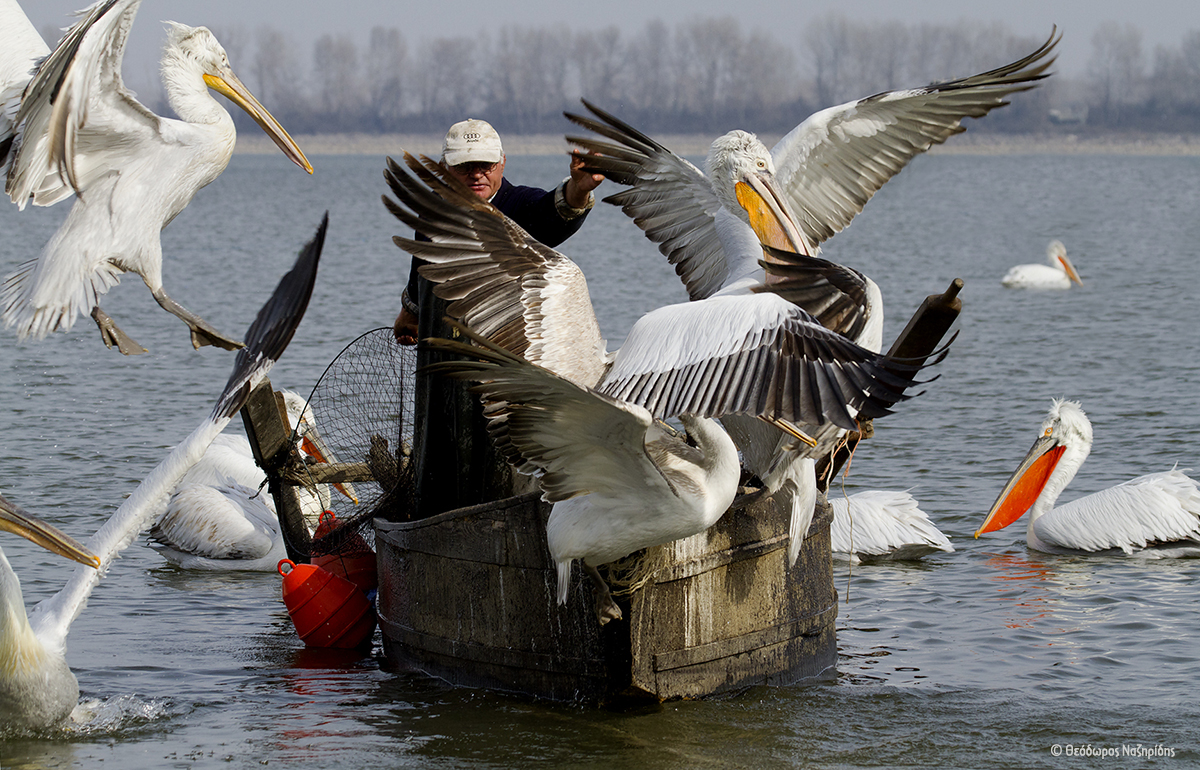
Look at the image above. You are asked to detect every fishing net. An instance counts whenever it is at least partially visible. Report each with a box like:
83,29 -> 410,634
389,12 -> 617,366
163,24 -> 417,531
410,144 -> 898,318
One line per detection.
279,328 -> 417,561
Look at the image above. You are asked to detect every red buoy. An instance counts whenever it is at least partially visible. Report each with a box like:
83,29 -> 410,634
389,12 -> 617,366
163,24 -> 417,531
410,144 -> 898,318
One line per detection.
278,559 -> 375,648
310,511 -> 378,594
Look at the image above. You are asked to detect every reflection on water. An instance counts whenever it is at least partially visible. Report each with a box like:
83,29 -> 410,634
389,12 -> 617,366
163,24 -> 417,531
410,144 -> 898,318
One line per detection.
2,153 -> 1200,766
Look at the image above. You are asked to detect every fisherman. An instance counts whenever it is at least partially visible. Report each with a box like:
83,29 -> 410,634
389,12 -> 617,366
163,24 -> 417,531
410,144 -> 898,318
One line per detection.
396,119 -> 603,517
393,118 -> 603,344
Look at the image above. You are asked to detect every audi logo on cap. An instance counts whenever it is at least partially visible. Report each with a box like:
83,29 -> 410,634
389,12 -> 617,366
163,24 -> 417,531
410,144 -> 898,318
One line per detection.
464,132 -> 482,141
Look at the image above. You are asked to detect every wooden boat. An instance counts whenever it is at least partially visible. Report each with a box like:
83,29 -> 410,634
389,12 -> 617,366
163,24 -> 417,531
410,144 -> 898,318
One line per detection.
375,491 -> 837,703
245,280 -> 962,703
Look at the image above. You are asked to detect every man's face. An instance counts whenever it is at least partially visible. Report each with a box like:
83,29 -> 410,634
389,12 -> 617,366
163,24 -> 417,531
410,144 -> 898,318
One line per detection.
446,156 -> 506,200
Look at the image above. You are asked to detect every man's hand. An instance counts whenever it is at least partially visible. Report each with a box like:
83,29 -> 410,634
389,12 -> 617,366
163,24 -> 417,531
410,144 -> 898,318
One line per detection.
393,308 -> 418,345
565,150 -> 605,209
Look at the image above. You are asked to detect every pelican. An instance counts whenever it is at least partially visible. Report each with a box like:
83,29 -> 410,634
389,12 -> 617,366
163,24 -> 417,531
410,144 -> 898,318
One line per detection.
564,30 -> 1057,297
828,489 -> 953,563
0,0 -> 48,166
384,153 -> 939,564
149,391 -> 358,571
975,399 -> 1200,556
425,322 -> 741,624
0,214 -> 324,730
1001,240 -> 1082,289
1,0 -> 313,355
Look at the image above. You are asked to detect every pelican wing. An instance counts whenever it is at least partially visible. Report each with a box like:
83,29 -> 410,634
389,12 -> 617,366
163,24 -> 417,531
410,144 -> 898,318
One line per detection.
150,482 -> 277,560
771,29 -> 1058,248
0,0 -> 50,168
1035,470 -> 1200,553
6,0 -> 160,209
755,245 -> 874,343
385,153 -> 609,387
423,326 -> 674,504
599,292 -> 922,430
829,489 -> 953,558
565,100 -> 737,301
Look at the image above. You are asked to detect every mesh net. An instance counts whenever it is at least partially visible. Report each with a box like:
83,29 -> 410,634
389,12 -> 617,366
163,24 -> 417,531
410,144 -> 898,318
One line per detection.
279,328 -> 417,560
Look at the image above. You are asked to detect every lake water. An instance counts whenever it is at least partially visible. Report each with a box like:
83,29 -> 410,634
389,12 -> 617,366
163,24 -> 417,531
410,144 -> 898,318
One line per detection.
1,148 -> 1199,769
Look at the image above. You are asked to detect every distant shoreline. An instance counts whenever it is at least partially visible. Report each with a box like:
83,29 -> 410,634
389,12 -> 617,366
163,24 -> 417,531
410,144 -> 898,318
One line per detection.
235,132 -> 1200,157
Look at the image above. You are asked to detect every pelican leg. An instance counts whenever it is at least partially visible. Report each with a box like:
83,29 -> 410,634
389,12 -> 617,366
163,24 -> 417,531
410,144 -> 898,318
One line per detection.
90,307 -> 147,355
583,563 -> 622,625
151,288 -> 244,350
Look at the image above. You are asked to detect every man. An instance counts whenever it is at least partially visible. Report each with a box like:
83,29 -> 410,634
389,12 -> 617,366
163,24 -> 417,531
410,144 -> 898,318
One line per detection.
393,118 -> 603,343
397,119 -> 603,517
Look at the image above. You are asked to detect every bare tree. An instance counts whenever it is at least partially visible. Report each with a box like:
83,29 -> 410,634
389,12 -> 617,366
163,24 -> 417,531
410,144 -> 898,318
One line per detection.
574,26 -> 627,106
1087,22 -> 1145,125
252,27 -> 305,122
366,27 -> 408,130
411,37 -> 480,127
313,34 -> 367,127
484,25 -> 572,132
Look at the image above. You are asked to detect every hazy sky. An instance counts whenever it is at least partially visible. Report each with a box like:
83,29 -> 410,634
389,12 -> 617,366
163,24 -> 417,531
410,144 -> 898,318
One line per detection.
19,0 -> 1198,86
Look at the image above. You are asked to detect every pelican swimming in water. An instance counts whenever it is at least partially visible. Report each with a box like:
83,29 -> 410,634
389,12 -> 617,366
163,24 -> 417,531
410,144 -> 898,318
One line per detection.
425,322 -> 741,624
828,489 -> 953,563
1,0 -> 313,354
0,215 -> 323,730
975,399 -> 1200,556
385,153 -> 939,565
149,390 -> 358,571
1001,240 -> 1082,289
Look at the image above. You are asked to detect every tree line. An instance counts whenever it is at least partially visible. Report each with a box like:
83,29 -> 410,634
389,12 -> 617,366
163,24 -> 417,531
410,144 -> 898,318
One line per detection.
151,16 -> 1200,136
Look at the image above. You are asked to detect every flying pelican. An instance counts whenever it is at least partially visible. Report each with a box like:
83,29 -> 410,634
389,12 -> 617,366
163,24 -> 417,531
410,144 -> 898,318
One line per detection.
828,489 -> 953,563
1001,240 -> 1082,289
0,214 -> 324,731
1,0 -> 313,355
557,32 -> 1058,521
974,399 -> 1200,555
564,29 -> 1058,286
149,391 -> 358,571
425,321 -> 741,624
0,0 -> 48,166
384,153 -> 939,564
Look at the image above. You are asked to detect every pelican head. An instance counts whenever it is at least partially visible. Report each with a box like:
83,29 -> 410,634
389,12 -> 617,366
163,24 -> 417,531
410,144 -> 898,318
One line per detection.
975,399 -> 1092,537
279,391 -> 358,504
162,22 -> 312,174
706,130 -> 809,257
1046,240 -> 1082,285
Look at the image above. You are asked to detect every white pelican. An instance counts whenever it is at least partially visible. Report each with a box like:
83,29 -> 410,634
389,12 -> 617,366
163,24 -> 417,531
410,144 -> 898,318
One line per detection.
1,0 -> 313,355
385,153 -> 935,564
1000,240 -> 1082,289
425,322 -> 741,624
975,399 -> 1200,556
0,214 -> 324,730
148,391 -> 358,571
0,0 -> 48,166
828,489 -> 953,563
1,497 -> 100,731
564,29 -> 1058,296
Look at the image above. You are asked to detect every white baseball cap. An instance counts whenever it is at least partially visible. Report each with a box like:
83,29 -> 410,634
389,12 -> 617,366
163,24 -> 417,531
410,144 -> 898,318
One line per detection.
442,119 -> 504,166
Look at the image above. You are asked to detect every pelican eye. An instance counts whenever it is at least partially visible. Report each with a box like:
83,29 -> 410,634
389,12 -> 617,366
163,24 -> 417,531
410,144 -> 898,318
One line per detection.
1043,427 -> 1053,437
756,159 -> 767,169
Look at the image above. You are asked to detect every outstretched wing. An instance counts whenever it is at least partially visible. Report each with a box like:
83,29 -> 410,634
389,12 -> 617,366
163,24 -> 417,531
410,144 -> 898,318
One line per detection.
422,323 -> 671,504
0,0 -> 50,170
565,100 -> 737,301
385,152 -> 609,387
771,29 -> 1059,248
599,292 -> 929,431
7,0 -> 160,209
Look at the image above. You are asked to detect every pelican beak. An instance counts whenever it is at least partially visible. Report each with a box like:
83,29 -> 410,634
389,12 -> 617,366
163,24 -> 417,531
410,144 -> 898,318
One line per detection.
0,494 -> 100,569
1057,253 -> 1083,285
974,434 -> 1065,537
299,429 -> 359,505
759,416 -> 818,447
204,70 -> 313,174
734,173 -> 810,257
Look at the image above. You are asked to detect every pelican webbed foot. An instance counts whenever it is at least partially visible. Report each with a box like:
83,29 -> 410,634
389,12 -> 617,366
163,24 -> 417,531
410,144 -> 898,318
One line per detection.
584,563 -> 623,625
151,288 -> 244,350
91,307 -> 147,355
